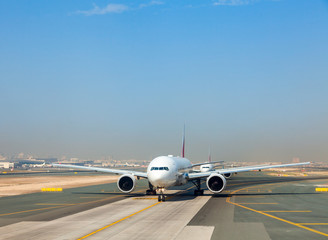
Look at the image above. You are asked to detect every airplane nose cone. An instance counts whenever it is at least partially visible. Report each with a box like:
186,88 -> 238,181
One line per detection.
149,171 -> 171,187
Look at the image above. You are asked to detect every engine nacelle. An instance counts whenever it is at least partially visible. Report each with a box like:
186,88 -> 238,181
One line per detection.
206,173 -> 227,193
117,174 -> 136,193
223,173 -> 233,179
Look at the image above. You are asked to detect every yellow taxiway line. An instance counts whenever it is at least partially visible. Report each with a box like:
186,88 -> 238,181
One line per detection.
0,205 -> 69,217
298,223 -> 328,225
77,202 -> 161,240
226,183 -> 328,237
0,188 -> 147,217
77,184 -> 198,239
262,211 -> 312,213
235,203 -> 278,204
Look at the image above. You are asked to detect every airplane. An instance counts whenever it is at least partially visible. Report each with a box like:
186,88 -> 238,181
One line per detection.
53,130 -> 310,202
197,148 -> 225,173
196,158 -> 223,172
33,162 -> 45,168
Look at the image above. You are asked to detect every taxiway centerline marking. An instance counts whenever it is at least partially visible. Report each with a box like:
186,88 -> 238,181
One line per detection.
235,203 -> 278,204
262,211 -> 312,213
77,202 -> 161,240
77,184 -> 198,239
0,205 -> 67,217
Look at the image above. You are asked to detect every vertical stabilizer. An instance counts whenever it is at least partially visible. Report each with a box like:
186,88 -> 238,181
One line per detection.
208,146 -> 211,163
182,125 -> 185,158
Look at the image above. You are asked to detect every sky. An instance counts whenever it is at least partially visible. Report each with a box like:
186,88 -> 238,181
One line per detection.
0,0 -> 328,163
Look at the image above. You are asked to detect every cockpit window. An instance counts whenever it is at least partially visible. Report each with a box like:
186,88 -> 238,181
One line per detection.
151,167 -> 169,171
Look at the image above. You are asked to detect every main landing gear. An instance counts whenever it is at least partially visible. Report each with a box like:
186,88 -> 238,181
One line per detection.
192,179 -> 204,196
146,182 -> 156,195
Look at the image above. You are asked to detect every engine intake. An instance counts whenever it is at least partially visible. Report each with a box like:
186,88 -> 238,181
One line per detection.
206,173 -> 227,193
117,174 -> 136,193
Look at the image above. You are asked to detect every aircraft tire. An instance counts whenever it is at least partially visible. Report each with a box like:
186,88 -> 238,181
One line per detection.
158,195 -> 165,202
194,190 -> 204,196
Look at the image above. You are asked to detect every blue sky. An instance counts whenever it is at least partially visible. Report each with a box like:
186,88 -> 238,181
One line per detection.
0,0 -> 328,162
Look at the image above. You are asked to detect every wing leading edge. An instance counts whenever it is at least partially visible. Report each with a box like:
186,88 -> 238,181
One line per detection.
52,164 -> 148,178
187,162 -> 310,180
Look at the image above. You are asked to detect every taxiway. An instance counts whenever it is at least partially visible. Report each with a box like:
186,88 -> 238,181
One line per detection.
0,173 -> 328,239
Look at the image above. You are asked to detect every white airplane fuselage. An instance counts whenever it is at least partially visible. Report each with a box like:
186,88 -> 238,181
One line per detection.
200,164 -> 214,172
147,156 -> 192,188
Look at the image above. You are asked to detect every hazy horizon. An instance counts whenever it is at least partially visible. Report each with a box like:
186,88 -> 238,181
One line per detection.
1,0 -> 327,163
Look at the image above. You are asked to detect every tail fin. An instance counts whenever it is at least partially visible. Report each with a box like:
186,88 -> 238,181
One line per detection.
181,125 -> 185,158
208,146 -> 211,163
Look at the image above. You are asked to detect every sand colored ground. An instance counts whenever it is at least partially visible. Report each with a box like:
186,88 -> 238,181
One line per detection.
0,175 -> 119,197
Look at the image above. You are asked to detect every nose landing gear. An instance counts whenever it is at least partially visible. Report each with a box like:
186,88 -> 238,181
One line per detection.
158,194 -> 165,202
157,188 -> 165,202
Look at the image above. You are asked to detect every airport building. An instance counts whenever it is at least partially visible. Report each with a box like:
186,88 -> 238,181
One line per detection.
0,162 -> 14,169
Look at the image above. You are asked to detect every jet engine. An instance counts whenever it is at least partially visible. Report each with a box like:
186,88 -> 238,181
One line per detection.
117,174 -> 136,193
223,173 -> 233,179
206,173 -> 227,193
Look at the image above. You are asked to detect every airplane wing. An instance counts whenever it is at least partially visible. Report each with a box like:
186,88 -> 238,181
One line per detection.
191,160 -> 224,167
52,164 -> 148,178
187,162 -> 310,180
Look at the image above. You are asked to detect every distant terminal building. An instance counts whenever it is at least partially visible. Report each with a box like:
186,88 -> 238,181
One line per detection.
0,162 -> 14,169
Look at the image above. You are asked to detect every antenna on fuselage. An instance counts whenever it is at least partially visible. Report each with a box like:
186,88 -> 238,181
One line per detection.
182,124 -> 185,158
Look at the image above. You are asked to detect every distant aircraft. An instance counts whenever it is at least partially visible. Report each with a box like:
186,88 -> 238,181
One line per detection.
53,129 -> 310,202
33,162 -> 45,168
196,149 -> 224,173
